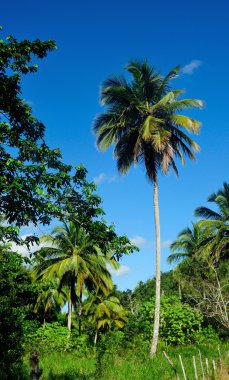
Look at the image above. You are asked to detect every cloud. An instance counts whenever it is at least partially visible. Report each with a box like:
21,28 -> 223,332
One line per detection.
130,235 -> 146,246
10,235 -> 54,257
108,265 -> 131,277
93,173 -> 117,185
161,240 -> 172,248
181,60 -> 202,75
10,235 -> 39,257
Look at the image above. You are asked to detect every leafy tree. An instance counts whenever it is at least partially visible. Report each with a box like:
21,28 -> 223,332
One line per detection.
134,271 -> 179,302
195,182 -> 229,261
174,257 -> 229,331
0,28 -> 101,244
0,248 -> 35,379
93,60 -> 203,354
33,221 -> 119,332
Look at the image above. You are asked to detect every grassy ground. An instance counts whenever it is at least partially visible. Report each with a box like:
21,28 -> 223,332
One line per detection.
24,344 -> 229,379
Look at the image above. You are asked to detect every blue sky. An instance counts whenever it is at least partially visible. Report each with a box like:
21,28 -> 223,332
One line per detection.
2,0 -> 229,290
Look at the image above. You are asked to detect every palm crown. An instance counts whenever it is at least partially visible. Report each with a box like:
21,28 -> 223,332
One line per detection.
33,221 -> 117,330
195,182 -> 229,261
94,60 -> 203,181
168,222 -> 206,264
34,221 -> 115,295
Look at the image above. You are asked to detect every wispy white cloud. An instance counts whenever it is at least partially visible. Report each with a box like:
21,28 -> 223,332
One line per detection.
130,235 -> 146,246
161,240 -> 172,248
10,235 -> 39,257
93,172 -> 117,185
109,265 -> 131,277
182,60 -> 202,75
10,235 -> 53,257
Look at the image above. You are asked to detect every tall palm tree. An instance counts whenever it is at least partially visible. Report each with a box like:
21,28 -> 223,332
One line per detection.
93,60 -> 203,355
83,291 -> 128,345
33,221 -> 116,332
195,182 -> 229,261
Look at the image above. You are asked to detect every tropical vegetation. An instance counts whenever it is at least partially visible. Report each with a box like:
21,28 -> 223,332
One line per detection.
0,28 -> 228,379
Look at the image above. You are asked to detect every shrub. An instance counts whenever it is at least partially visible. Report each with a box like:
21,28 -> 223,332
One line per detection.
123,296 -> 211,347
0,251 -> 33,379
160,300 -> 203,345
25,322 -> 90,354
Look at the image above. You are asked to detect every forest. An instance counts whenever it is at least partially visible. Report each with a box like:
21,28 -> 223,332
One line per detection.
0,28 -> 228,380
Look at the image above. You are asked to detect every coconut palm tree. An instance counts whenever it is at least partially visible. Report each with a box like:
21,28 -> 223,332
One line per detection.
168,222 -> 207,264
168,223 -> 211,300
34,278 -> 67,325
33,221 -> 117,332
93,60 -> 203,355
83,291 -> 128,345
195,182 -> 229,261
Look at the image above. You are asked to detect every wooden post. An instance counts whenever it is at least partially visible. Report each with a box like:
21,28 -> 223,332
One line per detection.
193,356 -> 198,380
212,359 -> 216,379
218,345 -> 223,369
198,350 -> 204,380
205,358 -> 209,379
30,351 -> 42,380
179,354 -> 187,380
163,351 -> 180,380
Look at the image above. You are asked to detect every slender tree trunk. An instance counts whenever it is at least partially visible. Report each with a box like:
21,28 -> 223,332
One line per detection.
178,280 -> 182,300
67,296 -> 72,331
78,291 -> 82,336
150,177 -> 161,356
94,329 -> 98,345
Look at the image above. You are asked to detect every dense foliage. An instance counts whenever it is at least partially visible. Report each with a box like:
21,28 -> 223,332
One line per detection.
0,29 -> 103,244
0,249 -> 35,379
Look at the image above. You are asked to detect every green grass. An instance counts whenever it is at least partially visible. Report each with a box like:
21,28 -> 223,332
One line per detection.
24,344 -> 229,379
24,352 -> 97,379
99,344 -> 229,380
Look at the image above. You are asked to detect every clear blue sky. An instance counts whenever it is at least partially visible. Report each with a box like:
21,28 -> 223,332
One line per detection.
2,0 -> 229,290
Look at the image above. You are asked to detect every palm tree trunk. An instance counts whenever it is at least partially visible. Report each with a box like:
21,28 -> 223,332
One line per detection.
67,297 -> 72,331
94,329 -> 98,345
78,291 -> 82,336
178,280 -> 182,300
150,177 -> 161,356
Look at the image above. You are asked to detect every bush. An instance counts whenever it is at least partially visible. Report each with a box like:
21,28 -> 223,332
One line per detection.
25,322 -> 90,354
123,296 -> 214,347
193,325 -> 219,344
0,251 -> 33,379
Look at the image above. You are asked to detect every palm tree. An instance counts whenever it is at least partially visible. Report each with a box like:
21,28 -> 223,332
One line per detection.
33,220 -> 116,332
168,223 -> 210,300
168,222 -> 206,264
93,60 -> 203,355
34,277 -> 67,325
195,182 -> 229,261
83,291 -> 128,345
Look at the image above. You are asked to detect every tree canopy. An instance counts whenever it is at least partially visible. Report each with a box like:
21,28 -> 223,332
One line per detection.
0,30 -> 101,243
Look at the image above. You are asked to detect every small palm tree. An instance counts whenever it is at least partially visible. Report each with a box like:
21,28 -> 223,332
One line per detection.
33,221 -> 116,332
34,278 -> 67,325
93,60 -> 203,355
84,291 -> 128,345
168,223 -> 207,264
195,182 -> 229,261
